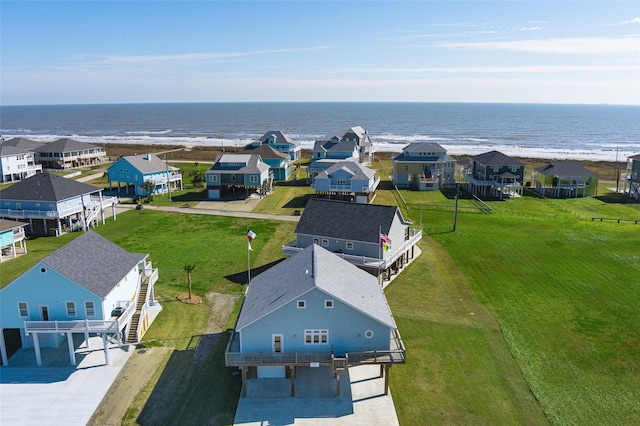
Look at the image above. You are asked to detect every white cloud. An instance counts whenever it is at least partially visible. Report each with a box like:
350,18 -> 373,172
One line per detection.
609,17 -> 640,26
326,65 -> 640,74
438,37 -> 640,55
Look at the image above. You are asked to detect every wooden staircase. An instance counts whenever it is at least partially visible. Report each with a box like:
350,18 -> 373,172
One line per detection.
332,355 -> 348,374
127,281 -> 149,343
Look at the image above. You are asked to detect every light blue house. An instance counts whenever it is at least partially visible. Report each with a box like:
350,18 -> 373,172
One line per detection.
311,161 -> 380,203
282,199 -> 422,284
0,173 -> 114,236
225,244 -> 405,396
205,154 -> 272,199
248,131 -> 301,161
307,136 -> 359,181
392,142 -> 457,190
0,219 -> 28,263
107,153 -> 183,197
240,144 -> 291,181
0,231 -> 159,366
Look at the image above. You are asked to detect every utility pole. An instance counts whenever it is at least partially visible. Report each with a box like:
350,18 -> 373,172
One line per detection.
452,194 -> 459,232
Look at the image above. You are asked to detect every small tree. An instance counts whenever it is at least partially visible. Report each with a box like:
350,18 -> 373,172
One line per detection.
191,171 -> 205,188
183,263 -> 196,299
141,180 -> 155,202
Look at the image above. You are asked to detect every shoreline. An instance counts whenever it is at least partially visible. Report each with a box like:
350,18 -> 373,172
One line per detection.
103,143 -> 625,181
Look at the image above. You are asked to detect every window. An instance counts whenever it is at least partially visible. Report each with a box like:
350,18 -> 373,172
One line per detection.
337,178 -> 347,185
346,242 -> 354,250
313,238 -> 319,245
85,301 -> 95,317
250,175 -> 258,183
297,300 -> 306,309
321,239 -> 329,247
18,302 -> 28,317
364,330 -> 374,339
209,175 -> 218,182
511,166 -> 519,173
305,329 -> 328,345
66,302 -> 77,317
493,166 -> 500,173
405,165 -> 409,171
325,300 -> 334,309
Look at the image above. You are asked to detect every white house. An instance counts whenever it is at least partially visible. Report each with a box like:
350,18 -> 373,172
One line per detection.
0,144 -> 42,183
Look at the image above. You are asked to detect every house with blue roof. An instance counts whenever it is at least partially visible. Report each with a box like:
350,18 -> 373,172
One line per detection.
311,161 -> 380,203
392,142 -> 457,190
107,153 -> 183,197
205,154 -> 272,199
225,244 -> 405,396
0,231 -> 159,366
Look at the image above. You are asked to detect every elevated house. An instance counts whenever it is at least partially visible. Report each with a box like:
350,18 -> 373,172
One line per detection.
533,161 -> 599,198
225,244 -> 405,396
0,219 -> 28,263
205,154 -> 272,199
311,161 -> 380,203
306,126 -> 374,181
249,131 -> 301,161
0,173 -> 116,236
0,144 -> 42,183
282,199 -> 422,283
622,153 -> 640,200
107,153 -> 183,197
0,231 -> 159,366
342,126 -> 373,165
33,138 -> 106,170
462,150 -> 525,198
240,144 -> 291,181
392,142 -> 456,190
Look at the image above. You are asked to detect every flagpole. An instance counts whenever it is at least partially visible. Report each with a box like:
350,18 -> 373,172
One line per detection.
378,225 -> 382,284
247,232 -> 251,285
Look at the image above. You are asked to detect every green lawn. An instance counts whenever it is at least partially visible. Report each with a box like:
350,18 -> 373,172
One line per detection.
2,172 -> 639,424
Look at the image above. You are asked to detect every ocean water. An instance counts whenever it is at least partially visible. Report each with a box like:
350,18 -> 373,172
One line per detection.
1,102 -> 639,161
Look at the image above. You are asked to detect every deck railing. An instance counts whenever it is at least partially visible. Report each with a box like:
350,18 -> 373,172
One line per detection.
225,328 -> 405,367
25,319 -> 119,334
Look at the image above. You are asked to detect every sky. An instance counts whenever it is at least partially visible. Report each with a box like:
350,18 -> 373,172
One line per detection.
1,1 -> 639,105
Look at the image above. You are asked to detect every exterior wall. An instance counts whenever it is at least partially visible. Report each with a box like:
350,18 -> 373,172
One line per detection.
1,193 -> 92,215
35,148 -> 106,170
1,152 -> 41,183
535,173 -> 599,196
0,263 -> 102,348
102,265 -> 142,316
631,159 -> 640,184
108,158 -> 173,196
474,162 -> 525,182
295,212 -> 408,261
239,288 -> 391,357
0,229 -> 15,246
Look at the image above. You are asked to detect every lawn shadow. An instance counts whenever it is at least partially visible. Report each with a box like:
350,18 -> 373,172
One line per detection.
224,258 -> 287,284
283,193 -> 315,209
170,189 -> 207,202
136,331 -> 241,425
594,192 -> 640,205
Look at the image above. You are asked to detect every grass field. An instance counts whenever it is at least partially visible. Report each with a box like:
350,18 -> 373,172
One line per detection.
2,159 -> 639,424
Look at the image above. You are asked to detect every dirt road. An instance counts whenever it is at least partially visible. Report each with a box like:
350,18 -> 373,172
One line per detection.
87,292 -> 240,425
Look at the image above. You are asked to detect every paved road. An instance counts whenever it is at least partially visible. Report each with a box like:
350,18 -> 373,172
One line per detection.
118,203 -> 301,222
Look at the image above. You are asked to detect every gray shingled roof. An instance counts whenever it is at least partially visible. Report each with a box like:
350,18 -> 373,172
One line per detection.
0,219 -> 28,233
209,154 -> 270,174
629,153 -> 640,160
535,161 -> 598,178
240,144 -> 288,160
295,199 -> 404,242
121,153 -> 178,175
236,244 -> 396,330
402,142 -> 446,154
0,173 -> 101,202
258,130 -> 297,146
41,231 -> 147,298
316,161 -> 376,181
34,138 -> 101,153
0,145 -> 29,157
471,150 -> 524,167
2,138 -> 45,151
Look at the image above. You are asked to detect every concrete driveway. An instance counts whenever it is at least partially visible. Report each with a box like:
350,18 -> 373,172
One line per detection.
233,365 -> 400,426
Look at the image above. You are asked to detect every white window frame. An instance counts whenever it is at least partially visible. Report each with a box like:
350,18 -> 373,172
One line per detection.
321,239 -> 329,247
304,329 -> 329,345
250,175 -> 258,183
85,301 -> 96,317
66,301 -> 77,317
18,302 -> 28,317
324,300 -> 334,309
346,242 -> 354,250
297,300 -> 306,309
336,177 -> 347,185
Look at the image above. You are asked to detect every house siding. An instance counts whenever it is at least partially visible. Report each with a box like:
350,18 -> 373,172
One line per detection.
239,288 -> 391,356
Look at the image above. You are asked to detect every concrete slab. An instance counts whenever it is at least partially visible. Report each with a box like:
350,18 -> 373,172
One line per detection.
0,303 -> 163,426
233,365 -> 400,425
